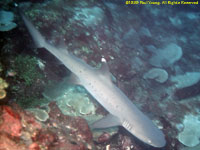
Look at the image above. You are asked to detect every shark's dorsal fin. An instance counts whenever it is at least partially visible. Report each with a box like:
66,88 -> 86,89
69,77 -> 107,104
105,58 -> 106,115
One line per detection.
100,57 -> 110,74
97,58 -> 114,84
90,114 -> 121,129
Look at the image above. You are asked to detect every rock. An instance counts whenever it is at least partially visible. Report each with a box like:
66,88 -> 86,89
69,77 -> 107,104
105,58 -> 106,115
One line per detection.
122,28 -> 140,48
43,79 -> 103,124
43,79 -> 121,146
146,45 -> 157,53
0,133 -> 27,150
0,105 -> 22,137
174,80 -> 200,100
72,6 -> 104,27
0,103 -> 95,150
48,102 -> 94,149
93,127 -> 118,143
131,57 -> 144,72
181,144 -> 200,150
139,27 -> 151,37
169,16 -> 182,26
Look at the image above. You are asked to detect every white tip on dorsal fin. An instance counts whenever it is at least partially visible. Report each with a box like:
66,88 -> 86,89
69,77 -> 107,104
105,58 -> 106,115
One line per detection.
101,57 -> 106,63
100,57 -> 109,73
97,57 -> 116,84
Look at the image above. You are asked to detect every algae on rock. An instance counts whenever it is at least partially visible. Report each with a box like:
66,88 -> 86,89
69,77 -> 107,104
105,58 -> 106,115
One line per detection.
14,55 -> 43,86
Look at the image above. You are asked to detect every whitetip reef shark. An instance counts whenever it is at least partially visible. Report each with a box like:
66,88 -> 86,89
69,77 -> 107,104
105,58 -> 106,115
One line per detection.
21,12 -> 166,148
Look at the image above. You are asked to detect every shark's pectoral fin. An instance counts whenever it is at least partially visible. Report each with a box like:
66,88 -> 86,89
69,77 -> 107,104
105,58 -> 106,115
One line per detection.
90,114 -> 121,129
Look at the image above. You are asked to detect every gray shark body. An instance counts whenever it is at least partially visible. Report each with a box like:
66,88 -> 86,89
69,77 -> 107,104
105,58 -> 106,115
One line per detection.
21,13 -> 166,147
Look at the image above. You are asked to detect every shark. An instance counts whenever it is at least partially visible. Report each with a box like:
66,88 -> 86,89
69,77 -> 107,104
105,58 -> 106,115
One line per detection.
21,12 -> 166,148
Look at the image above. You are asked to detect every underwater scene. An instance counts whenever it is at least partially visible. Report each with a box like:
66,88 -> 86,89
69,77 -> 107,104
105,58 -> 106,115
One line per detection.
0,0 -> 200,149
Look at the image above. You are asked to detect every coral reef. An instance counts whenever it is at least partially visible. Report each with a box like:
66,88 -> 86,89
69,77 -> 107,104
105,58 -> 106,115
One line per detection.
0,102 -> 94,150
0,10 -> 17,32
178,114 -> 200,147
56,88 -> 102,123
13,55 -> 43,86
16,95 -> 48,109
170,72 -> 200,89
48,102 -> 94,149
0,77 -> 8,99
1,0 -> 200,149
72,6 -> 104,27
0,89 -> 6,99
149,43 -> 182,68
143,68 -> 168,83
4,54 -> 48,108
43,79 -> 103,124
0,0 -> 13,9
175,81 -> 200,100
27,108 -> 49,122
122,28 -> 140,48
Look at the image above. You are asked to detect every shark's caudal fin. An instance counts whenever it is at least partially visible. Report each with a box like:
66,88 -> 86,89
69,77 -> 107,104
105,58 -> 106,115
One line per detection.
20,12 -> 46,48
20,11 -> 69,61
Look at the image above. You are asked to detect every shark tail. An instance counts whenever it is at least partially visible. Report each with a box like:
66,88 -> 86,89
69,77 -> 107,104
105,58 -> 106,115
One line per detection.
20,12 -> 46,48
20,11 -> 69,57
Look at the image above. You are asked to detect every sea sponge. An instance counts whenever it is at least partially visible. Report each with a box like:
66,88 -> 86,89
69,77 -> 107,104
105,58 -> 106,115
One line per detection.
143,68 -> 168,83
0,10 -> 17,32
149,43 -> 182,68
178,114 -> 200,147
170,72 -> 200,89
27,108 -> 49,122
